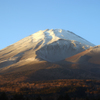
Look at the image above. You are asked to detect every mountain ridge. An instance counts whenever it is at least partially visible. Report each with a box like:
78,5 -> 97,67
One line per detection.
0,29 -> 95,61
0,29 -> 99,81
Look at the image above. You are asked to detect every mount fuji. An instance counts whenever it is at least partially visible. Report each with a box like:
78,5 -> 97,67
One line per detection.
0,29 -> 97,82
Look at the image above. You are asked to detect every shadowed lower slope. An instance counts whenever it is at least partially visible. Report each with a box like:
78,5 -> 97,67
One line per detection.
0,60 -> 100,82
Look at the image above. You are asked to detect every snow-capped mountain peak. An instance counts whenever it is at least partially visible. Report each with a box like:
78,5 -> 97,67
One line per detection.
0,29 -> 95,69
31,29 -> 94,46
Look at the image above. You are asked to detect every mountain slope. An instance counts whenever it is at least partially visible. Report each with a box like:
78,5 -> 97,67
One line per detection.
52,45 -> 100,81
0,29 -> 97,81
65,45 -> 100,64
0,29 -> 94,65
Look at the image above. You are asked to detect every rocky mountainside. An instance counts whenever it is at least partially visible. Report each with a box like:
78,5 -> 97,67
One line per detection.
65,45 -> 100,64
0,29 -> 94,66
0,29 -> 97,82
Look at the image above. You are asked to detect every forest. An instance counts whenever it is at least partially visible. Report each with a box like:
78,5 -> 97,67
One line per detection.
0,79 -> 100,100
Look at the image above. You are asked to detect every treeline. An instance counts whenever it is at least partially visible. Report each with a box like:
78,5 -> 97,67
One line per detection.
1,79 -> 100,100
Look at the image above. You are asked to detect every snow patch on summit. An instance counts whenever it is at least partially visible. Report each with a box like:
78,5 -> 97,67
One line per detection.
31,29 -> 94,47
